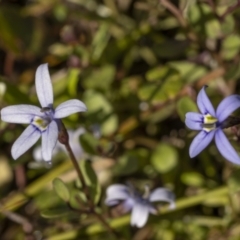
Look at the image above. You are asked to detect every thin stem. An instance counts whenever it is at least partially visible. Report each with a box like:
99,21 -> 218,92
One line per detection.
222,116 -> 240,129
159,0 -> 197,41
58,120 -> 88,194
65,140 -> 87,191
58,121 -> 118,238
67,202 -> 91,214
93,212 -> 119,237
66,142 -> 119,238
220,0 -> 240,20
160,0 -> 187,27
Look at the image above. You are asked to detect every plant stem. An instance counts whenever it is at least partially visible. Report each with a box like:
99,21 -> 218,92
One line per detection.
93,211 -> 119,237
59,121 -> 118,238
159,0 -> 197,41
64,140 -> 87,192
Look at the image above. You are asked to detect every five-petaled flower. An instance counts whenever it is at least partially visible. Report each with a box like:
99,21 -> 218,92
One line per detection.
185,86 -> 240,164
105,184 -> 175,228
0,64 -> 87,161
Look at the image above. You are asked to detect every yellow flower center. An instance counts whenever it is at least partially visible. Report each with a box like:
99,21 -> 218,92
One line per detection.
203,114 -> 218,132
32,116 -> 51,131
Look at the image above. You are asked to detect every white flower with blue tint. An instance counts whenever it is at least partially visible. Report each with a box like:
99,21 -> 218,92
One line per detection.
185,86 -> 240,164
0,64 -> 87,161
105,184 -> 175,228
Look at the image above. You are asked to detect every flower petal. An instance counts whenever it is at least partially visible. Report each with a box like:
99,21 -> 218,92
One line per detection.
149,206 -> 158,215
216,95 -> 240,123
197,86 -> 216,116
70,128 -> 85,158
72,128 -> 86,139
35,64 -> 53,107
189,130 -> 215,158
105,184 -> 130,206
11,125 -> 41,160
130,203 -> 149,228
54,100 -> 87,119
122,198 -> 135,212
185,119 -> 202,130
185,113 -> 203,130
1,105 -> 43,124
33,146 -> 42,162
41,120 -> 58,161
149,188 -> 175,209
185,112 -> 203,121
215,129 -> 240,165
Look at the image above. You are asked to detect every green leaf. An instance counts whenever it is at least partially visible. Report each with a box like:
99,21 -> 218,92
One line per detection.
3,81 -> 32,105
79,132 -> 98,155
70,191 -> 87,208
169,61 -> 207,83
180,0 -> 196,18
113,152 -> 139,176
152,40 -> 188,59
144,102 -> 176,123
82,65 -> 115,91
52,178 -> 70,202
49,43 -> 73,57
221,15 -> 235,35
53,4 -> 68,22
225,61 -> 240,81
83,90 -> 118,135
177,96 -> 198,121
0,7 -> 32,54
139,47 -> 157,65
158,17 -> 178,30
138,84 -> 156,101
138,69 -> 181,104
79,161 -> 101,204
91,22 -> 111,61
227,169 -> 240,193
181,172 -> 205,187
51,69 -> 68,99
188,4 -> 221,39
41,208 -> 70,219
221,34 -> 240,60
67,68 -> 80,97
151,143 -> 178,173
145,66 -> 178,82
0,82 -> 6,101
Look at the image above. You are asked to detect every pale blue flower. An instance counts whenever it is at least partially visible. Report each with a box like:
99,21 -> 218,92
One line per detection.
0,64 -> 87,161
185,86 -> 240,164
105,184 -> 175,228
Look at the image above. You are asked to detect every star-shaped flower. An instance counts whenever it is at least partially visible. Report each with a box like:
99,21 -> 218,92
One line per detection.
0,64 -> 87,161
185,86 -> 240,164
105,184 -> 175,228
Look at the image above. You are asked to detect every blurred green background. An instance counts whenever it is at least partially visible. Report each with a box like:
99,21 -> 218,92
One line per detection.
1,0 -> 240,239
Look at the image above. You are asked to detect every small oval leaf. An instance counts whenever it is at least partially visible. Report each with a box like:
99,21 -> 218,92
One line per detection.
79,161 -> 101,205
52,178 -> 70,202
41,208 -> 70,219
80,132 -> 98,155
177,96 -> 198,121
151,143 -> 178,173
181,172 -> 205,187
